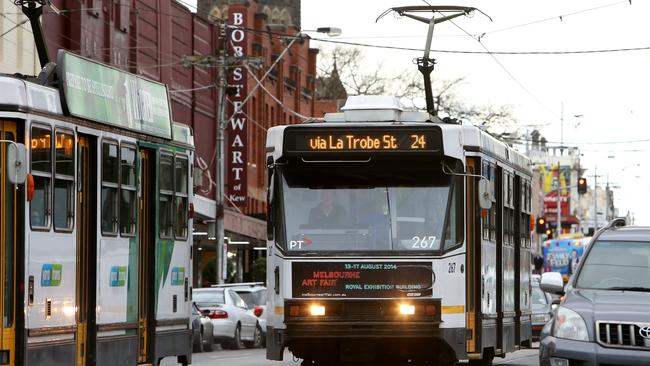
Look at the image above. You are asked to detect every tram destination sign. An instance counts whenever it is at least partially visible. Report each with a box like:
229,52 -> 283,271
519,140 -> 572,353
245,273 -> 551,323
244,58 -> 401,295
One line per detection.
283,127 -> 443,154
292,261 -> 433,298
57,50 -> 173,139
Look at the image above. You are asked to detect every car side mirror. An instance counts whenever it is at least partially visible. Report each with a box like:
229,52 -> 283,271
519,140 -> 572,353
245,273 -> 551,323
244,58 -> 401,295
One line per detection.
201,309 -> 210,317
540,272 -> 565,295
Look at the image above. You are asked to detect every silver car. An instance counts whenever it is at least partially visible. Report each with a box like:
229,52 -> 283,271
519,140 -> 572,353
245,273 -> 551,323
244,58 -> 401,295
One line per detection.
232,284 -> 267,347
531,278 -> 553,340
191,302 -> 214,352
193,287 -> 262,349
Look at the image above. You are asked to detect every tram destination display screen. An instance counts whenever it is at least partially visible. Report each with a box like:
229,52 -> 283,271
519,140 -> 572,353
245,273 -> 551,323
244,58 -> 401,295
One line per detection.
292,261 -> 433,298
283,127 -> 443,154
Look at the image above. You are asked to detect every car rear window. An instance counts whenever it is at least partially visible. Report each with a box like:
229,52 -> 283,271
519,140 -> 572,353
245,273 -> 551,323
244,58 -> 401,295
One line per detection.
193,290 -> 225,305
236,290 -> 266,308
576,241 -> 650,290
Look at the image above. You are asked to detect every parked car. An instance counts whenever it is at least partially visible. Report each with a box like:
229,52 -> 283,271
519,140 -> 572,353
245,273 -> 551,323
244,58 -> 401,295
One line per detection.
193,287 -> 262,349
230,283 -> 267,347
191,302 -> 214,352
531,276 -> 553,340
539,219 -> 650,366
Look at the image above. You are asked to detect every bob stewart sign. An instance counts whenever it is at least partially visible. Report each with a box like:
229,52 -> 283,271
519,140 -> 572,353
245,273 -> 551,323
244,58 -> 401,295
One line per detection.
226,7 -> 248,206
292,262 -> 433,298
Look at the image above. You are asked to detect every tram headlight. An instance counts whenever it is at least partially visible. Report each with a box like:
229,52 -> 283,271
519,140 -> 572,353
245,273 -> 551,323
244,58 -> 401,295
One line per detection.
309,304 -> 326,316
399,304 -> 415,315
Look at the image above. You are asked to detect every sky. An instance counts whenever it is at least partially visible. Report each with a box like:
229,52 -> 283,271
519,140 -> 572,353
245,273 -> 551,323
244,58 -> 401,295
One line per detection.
301,0 -> 650,224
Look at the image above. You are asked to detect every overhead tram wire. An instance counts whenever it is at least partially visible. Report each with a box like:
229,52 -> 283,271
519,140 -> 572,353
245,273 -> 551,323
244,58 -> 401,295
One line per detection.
243,64 -> 314,121
479,0 -> 631,38
44,5 -> 649,57
445,16 -> 559,119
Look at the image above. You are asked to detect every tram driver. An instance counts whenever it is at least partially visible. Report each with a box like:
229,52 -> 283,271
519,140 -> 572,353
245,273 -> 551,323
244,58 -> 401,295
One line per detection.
308,190 -> 347,228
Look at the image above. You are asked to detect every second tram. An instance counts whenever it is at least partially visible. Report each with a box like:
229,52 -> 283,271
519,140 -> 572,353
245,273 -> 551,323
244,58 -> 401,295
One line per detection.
0,50 -> 194,365
265,96 -> 533,365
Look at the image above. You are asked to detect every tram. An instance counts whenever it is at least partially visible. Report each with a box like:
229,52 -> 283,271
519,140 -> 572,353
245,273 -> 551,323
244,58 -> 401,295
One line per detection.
0,50 -> 193,365
264,95 -> 534,365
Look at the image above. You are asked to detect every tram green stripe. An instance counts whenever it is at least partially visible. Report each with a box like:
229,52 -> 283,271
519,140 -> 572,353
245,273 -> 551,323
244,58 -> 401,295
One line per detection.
127,236 -> 138,323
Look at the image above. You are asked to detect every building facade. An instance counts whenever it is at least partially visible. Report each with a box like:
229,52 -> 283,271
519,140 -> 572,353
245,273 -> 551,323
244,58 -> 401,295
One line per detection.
0,0 -> 40,75
36,0 -> 318,285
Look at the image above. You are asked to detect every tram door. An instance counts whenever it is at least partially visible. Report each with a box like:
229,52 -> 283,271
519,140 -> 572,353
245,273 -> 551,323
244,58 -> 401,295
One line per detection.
137,149 -> 155,365
76,135 -> 97,366
0,121 -> 17,365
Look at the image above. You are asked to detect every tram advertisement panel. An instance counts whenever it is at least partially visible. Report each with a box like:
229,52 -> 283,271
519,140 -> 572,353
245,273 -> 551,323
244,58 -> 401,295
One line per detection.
292,261 -> 433,298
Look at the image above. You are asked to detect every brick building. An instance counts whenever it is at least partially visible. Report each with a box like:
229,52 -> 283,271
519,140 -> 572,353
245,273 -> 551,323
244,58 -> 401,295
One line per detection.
39,0 -> 319,284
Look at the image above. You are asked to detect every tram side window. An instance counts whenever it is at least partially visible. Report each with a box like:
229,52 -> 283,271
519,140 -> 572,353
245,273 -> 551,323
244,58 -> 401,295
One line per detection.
159,152 -> 174,238
53,131 -> 75,231
489,164 -> 496,241
174,155 -> 189,239
30,126 -> 52,229
443,177 -> 464,250
120,145 -> 137,236
101,142 -> 120,235
481,161 -> 490,240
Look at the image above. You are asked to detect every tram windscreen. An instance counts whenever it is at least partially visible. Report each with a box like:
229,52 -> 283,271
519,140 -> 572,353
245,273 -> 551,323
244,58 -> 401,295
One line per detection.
279,161 -> 463,253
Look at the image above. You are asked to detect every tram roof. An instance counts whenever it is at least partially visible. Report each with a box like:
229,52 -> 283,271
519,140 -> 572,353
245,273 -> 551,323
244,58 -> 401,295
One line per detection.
267,95 -> 530,173
0,74 -> 193,146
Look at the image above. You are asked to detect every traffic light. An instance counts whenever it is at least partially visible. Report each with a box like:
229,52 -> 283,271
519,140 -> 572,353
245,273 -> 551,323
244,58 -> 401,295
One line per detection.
578,177 -> 587,194
545,228 -> 553,239
536,218 -> 546,234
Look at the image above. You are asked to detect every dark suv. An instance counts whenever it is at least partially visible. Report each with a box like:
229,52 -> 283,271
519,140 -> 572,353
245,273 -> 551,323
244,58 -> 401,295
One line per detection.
539,219 -> 650,366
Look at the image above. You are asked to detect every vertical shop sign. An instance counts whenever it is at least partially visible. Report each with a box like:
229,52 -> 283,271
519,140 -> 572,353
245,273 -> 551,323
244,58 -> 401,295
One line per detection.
226,7 -> 248,206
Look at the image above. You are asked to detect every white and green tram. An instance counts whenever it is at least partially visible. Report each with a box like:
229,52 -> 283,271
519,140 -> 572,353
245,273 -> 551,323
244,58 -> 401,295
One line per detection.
0,50 -> 194,365
265,96 -> 533,365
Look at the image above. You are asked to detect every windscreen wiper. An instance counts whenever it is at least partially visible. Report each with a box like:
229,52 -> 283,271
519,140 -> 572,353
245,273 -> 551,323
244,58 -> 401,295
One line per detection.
605,287 -> 650,292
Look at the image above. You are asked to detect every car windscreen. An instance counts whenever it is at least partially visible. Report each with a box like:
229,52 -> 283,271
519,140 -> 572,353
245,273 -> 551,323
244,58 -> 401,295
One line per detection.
193,290 -> 225,305
576,240 -> 650,290
236,290 -> 266,308
279,160 -> 463,253
531,285 -> 548,308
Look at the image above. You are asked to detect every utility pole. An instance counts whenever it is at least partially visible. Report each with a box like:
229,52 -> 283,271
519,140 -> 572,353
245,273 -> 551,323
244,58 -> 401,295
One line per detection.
594,166 -> 598,232
216,22 -> 228,285
556,162 -> 562,236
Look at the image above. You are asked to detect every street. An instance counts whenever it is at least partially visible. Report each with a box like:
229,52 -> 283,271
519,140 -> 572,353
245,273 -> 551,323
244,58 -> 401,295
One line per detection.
161,346 -> 540,366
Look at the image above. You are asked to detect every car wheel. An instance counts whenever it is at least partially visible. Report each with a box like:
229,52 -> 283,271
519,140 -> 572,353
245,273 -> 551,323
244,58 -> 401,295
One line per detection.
225,324 -> 242,350
203,330 -> 214,352
244,324 -> 263,348
192,327 -> 203,353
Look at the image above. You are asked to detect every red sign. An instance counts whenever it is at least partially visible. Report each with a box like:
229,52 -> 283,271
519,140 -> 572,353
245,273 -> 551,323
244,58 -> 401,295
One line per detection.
226,7 -> 248,207
543,191 -> 569,218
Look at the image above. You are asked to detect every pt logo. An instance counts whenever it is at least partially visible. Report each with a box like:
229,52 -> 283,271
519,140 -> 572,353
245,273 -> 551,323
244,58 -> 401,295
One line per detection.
289,236 -> 312,249
639,326 -> 650,339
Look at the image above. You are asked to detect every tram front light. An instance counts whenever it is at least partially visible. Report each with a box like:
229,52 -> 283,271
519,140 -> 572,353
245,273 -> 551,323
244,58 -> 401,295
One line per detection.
399,304 -> 415,315
309,304 -> 326,316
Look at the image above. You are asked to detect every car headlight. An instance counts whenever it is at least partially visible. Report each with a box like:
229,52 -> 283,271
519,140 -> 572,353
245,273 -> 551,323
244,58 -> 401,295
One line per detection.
552,306 -> 589,341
